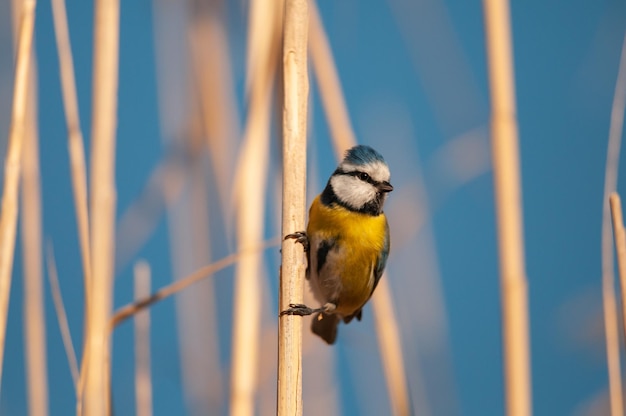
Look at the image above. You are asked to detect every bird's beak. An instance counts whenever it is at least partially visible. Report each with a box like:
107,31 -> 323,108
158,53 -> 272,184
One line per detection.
377,181 -> 393,193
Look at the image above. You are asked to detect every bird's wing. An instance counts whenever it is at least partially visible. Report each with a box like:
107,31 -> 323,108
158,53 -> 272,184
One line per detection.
371,217 -> 390,294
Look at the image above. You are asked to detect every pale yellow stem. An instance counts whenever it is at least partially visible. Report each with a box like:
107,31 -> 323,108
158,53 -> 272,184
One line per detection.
111,238 -> 280,329
0,0 -> 36,391
308,2 -> 356,155
601,32 -> 626,416
482,0 -> 531,415
83,0 -> 120,413
230,0 -> 280,414
49,0 -> 92,409
309,3 -> 412,414
21,67 -> 49,416
46,244 -> 79,389
278,0 -> 309,415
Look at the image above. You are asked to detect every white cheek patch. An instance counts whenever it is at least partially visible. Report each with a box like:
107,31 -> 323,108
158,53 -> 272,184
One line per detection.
330,175 -> 377,210
340,161 -> 390,183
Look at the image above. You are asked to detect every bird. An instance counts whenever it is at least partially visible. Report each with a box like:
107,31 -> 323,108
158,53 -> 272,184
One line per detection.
281,144 -> 393,344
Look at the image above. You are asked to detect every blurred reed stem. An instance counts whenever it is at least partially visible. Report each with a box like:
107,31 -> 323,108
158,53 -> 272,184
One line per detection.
609,194 -> 626,337
229,0 -> 280,413
482,0 -> 531,415
308,1 -> 355,154
601,32 -> 626,416
83,0 -> 120,413
0,0 -> 36,391
371,279 -> 411,416
46,244 -> 80,389
278,0 -> 309,414
20,63 -> 48,416
111,237 -> 281,328
134,261 -> 153,416
309,3 -> 411,414
50,0 -> 92,408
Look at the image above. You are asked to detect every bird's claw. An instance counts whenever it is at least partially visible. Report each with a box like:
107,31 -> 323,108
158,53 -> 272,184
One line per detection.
284,231 -> 309,253
280,303 -> 317,317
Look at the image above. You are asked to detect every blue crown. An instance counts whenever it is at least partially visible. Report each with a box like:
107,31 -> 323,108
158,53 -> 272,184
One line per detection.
343,145 -> 386,166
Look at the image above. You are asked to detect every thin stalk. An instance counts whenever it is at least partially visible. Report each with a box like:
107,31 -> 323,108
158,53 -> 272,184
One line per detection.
21,67 -> 48,416
50,0 -> 92,409
371,279 -> 411,416
46,244 -> 79,388
83,0 -> 120,413
308,2 -> 355,154
0,0 -> 36,390
278,0 -> 309,414
482,0 -> 531,415
601,32 -> 626,416
229,0 -> 279,413
134,261 -> 153,416
309,4 -> 412,414
110,237 -> 280,328
610,194 -> 626,338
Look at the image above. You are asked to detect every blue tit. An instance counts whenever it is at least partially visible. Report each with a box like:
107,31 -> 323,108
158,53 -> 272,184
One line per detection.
282,145 -> 393,344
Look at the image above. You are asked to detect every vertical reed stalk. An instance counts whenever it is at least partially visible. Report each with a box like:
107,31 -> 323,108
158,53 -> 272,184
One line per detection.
309,4 -> 412,414
134,261 -> 153,416
21,68 -> 48,416
152,3 -> 220,410
482,0 -> 531,415
278,0 -> 308,414
609,194 -> 626,338
371,280 -> 410,416
230,0 -> 279,414
601,32 -> 626,416
50,0 -> 92,409
308,1 -> 355,154
0,0 -> 36,391
46,244 -> 79,388
83,0 -> 120,413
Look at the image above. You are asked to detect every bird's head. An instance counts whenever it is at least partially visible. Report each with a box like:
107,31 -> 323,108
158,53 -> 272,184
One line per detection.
328,145 -> 393,215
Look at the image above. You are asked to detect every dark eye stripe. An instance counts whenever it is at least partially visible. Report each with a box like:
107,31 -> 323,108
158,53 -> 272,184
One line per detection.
337,169 -> 379,186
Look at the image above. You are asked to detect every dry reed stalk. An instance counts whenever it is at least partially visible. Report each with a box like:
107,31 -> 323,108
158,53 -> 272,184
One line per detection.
46,244 -> 80,388
371,279 -> 410,416
482,0 -> 531,415
309,4 -> 412,414
0,0 -> 36,390
188,0 -> 239,209
230,0 -> 280,413
610,194 -> 626,337
149,2 -> 222,411
278,0 -> 308,414
308,2 -> 355,155
111,237 -> 280,327
134,261 -> 153,416
83,0 -> 120,413
50,0 -> 93,408
601,33 -> 626,416
20,68 -> 49,416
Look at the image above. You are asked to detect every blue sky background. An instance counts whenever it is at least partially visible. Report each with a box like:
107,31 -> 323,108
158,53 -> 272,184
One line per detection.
1,0 -> 626,415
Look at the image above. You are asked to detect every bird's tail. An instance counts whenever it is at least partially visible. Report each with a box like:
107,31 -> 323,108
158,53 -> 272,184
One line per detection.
311,311 -> 340,344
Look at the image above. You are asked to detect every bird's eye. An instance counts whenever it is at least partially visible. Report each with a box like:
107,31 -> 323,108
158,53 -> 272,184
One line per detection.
358,172 -> 370,181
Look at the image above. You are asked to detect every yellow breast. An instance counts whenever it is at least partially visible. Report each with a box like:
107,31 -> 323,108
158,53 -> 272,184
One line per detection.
306,195 -> 388,315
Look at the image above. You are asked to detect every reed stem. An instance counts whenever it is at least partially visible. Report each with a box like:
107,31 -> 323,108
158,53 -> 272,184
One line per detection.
0,0 -> 36,391
601,32 -> 626,416
278,0 -> 309,414
83,0 -> 120,413
482,0 -> 531,414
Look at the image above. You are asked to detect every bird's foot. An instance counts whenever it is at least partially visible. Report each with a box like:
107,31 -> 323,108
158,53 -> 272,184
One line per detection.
280,303 -> 318,317
284,231 -> 309,253
322,302 -> 336,314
